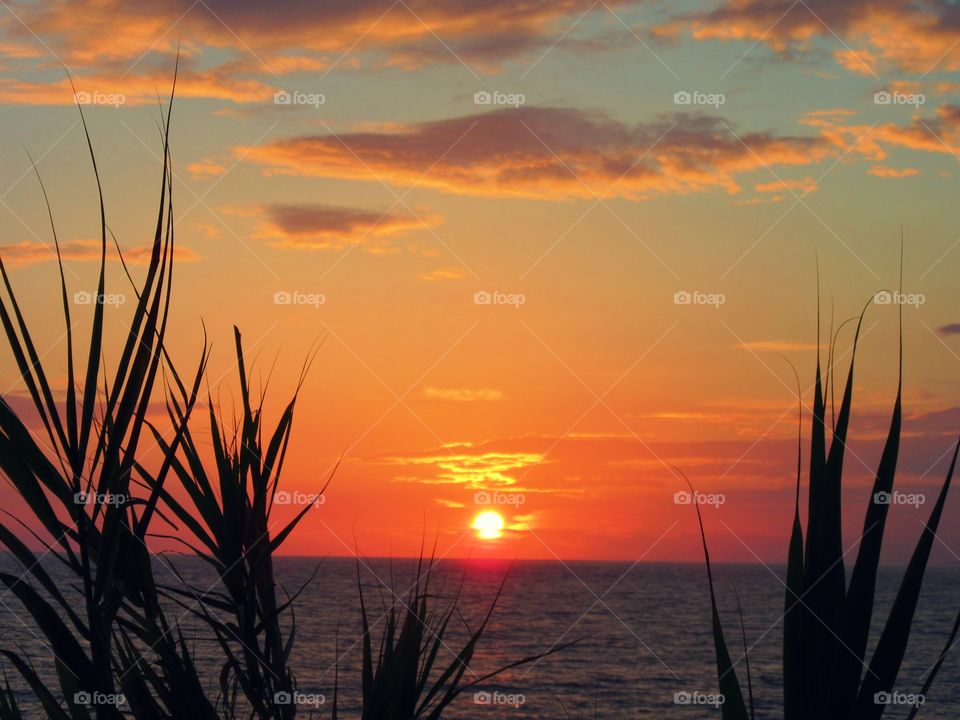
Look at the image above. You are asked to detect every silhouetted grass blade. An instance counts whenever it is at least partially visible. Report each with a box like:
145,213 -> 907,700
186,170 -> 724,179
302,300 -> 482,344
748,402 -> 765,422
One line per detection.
830,325 -> 903,719
783,361 -> 805,720
681,470 -> 748,720
853,438 -> 960,720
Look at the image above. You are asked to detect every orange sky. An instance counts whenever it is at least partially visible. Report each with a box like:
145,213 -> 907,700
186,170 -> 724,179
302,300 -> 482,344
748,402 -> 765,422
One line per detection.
2,0 -> 960,562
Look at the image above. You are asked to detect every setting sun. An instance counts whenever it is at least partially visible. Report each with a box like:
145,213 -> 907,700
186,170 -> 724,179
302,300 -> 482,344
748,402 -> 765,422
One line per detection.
472,511 -> 505,540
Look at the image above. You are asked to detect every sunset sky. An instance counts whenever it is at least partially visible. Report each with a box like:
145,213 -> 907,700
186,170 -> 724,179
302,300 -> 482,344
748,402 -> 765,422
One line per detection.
2,0 -> 960,563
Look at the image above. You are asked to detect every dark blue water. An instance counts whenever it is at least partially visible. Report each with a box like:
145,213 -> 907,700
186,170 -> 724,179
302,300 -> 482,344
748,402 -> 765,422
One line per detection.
1,557 -> 958,718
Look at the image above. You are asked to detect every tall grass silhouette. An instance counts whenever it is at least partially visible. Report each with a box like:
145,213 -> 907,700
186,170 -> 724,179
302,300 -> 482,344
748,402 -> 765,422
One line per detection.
138,325 -> 326,719
0,74 -> 221,719
692,290 -> 960,720
0,71 -> 563,719
352,555 -> 572,719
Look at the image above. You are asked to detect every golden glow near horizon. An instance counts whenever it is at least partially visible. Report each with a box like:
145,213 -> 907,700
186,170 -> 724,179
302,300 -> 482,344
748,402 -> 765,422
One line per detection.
472,511 -> 505,540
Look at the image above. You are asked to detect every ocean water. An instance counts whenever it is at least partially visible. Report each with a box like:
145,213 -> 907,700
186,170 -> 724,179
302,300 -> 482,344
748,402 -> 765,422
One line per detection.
1,556 -> 958,718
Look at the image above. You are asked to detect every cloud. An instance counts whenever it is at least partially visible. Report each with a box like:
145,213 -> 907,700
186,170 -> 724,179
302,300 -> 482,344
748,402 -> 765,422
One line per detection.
187,158 -> 227,178
423,387 -> 504,402
386,448 -> 545,489
0,2 -> 648,106
658,0 -> 960,74
419,267 -> 466,281
937,324 -> 960,337
242,102 -> 960,205
0,61 -> 277,106
867,165 -> 920,178
1,0 -> 621,70
0,239 -> 199,266
801,105 -> 960,161
834,47 -> 879,75
754,176 -> 818,194
250,202 -> 443,250
243,107 -> 833,200
123,245 -> 200,264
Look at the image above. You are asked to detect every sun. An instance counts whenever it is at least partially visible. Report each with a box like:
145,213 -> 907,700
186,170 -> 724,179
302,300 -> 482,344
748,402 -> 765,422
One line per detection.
472,511 -> 505,540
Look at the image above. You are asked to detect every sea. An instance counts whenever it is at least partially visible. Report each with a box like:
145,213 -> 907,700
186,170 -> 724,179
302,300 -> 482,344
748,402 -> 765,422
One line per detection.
1,557 -> 958,719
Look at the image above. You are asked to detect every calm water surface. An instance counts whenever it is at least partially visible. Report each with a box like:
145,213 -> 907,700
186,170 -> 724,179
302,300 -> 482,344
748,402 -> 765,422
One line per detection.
1,556 -> 958,718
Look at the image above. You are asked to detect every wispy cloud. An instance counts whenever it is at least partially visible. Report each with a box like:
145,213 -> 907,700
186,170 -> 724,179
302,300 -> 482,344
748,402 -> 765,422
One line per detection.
386,448 -> 544,488
803,105 -> 960,160
0,0 -> 621,71
0,239 -> 199,266
754,177 -> 818,194
187,158 -> 227,178
245,202 -> 442,250
419,267 -> 466,281
423,387 -> 504,402
867,165 -> 920,178
0,62 -> 276,105
658,0 -> 960,74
